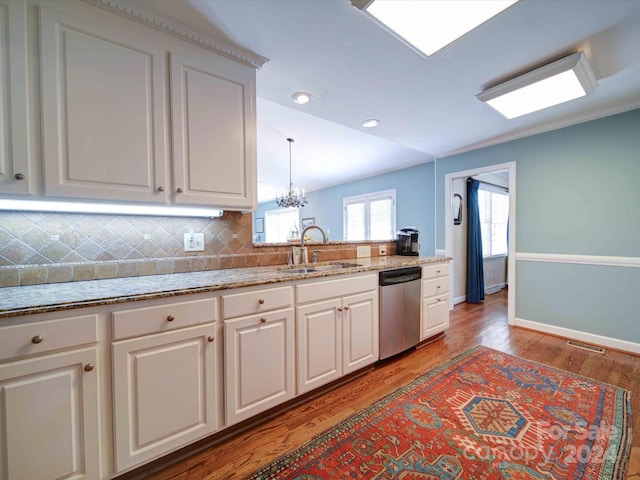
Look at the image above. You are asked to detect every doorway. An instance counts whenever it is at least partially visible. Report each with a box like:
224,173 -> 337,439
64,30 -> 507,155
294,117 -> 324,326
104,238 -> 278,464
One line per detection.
444,162 -> 516,325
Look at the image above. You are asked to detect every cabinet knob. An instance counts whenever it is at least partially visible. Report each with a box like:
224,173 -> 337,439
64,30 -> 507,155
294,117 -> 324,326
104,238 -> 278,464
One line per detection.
437,285 -> 441,289
166,315 -> 175,322
157,186 -> 165,192
84,363 -> 95,372
337,307 -> 343,312
31,335 -> 44,344
260,317 -> 267,323
176,187 -> 183,193
436,270 -> 441,274
14,173 -> 25,180
258,299 -> 265,305
344,306 -> 350,311
207,335 -> 215,343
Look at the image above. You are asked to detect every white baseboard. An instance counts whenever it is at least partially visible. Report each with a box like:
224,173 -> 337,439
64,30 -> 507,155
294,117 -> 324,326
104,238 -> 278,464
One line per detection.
453,295 -> 466,305
514,317 -> 640,355
485,283 -> 506,295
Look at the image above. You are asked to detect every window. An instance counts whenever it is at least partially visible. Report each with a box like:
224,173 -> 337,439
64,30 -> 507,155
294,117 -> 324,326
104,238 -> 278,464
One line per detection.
478,186 -> 509,257
343,189 -> 396,241
265,208 -> 299,243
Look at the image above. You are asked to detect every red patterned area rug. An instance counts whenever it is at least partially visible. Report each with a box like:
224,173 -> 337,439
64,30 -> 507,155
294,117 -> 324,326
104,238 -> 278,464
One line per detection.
247,346 -> 632,479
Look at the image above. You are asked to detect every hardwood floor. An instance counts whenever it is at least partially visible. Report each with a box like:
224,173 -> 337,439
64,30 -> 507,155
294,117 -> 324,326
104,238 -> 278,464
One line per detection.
135,289 -> 640,479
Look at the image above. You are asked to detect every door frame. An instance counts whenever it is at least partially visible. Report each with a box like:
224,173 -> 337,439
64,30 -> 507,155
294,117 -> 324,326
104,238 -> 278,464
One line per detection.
444,161 -> 516,325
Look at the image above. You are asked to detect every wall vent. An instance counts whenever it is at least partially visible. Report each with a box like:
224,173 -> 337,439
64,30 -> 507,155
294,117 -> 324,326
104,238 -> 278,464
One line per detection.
566,340 -> 606,354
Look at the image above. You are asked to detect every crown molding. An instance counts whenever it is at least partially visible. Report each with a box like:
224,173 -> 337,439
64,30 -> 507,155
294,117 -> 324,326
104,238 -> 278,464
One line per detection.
439,101 -> 640,158
81,0 -> 269,69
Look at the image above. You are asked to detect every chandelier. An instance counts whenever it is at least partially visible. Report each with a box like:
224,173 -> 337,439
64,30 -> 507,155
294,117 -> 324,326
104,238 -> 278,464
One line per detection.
275,138 -> 308,208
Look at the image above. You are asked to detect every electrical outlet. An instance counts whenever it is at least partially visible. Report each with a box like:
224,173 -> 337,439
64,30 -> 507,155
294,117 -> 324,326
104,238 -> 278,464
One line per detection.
184,232 -> 205,252
356,245 -> 371,258
379,245 -> 387,256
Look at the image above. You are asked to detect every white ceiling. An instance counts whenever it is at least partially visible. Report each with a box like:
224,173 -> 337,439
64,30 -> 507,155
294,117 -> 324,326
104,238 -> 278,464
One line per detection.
137,0 -> 640,203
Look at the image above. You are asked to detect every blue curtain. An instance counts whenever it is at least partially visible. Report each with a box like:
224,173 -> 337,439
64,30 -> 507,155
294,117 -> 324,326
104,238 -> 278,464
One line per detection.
466,178 -> 485,303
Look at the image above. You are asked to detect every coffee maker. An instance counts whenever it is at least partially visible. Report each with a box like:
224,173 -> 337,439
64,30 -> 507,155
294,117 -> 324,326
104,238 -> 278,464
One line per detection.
396,228 -> 420,256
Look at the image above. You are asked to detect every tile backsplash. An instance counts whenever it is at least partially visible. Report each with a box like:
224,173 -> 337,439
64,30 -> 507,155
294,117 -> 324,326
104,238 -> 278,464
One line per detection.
0,211 -> 393,287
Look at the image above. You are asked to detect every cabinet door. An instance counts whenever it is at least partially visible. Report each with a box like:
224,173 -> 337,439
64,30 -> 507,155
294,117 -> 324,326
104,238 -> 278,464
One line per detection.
224,309 -> 294,426
112,324 -> 218,472
421,295 -> 449,340
0,348 -> 99,480
296,299 -> 342,395
342,291 -> 379,375
0,0 -> 30,195
170,52 -> 256,209
39,6 -> 168,203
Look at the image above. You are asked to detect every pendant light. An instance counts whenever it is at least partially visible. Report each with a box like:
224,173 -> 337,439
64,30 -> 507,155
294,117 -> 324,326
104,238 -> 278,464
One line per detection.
275,138 -> 308,208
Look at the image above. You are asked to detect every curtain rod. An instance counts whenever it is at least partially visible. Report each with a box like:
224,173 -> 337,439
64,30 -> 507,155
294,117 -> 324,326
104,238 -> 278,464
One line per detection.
467,176 -> 509,191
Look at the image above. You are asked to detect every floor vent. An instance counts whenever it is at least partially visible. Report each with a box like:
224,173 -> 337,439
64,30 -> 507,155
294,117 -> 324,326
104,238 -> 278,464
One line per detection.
566,340 -> 606,354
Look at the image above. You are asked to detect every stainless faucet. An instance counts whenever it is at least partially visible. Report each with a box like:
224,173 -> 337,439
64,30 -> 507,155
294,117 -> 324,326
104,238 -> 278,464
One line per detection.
301,225 -> 328,249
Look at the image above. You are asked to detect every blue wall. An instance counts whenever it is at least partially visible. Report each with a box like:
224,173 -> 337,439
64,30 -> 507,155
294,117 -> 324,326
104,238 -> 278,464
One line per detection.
256,162 -> 436,255
435,108 -> 640,344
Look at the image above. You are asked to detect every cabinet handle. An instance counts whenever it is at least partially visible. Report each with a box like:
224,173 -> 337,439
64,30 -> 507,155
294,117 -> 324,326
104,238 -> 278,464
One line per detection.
31,335 -> 44,344
437,285 -> 441,289
436,270 -> 441,274
14,173 -> 25,180
344,306 -> 350,310
207,335 -> 215,342
258,299 -> 265,305
176,187 -> 183,193
260,317 -> 267,323
337,307 -> 343,312
84,363 -> 95,372
166,315 -> 175,322
157,186 -> 165,192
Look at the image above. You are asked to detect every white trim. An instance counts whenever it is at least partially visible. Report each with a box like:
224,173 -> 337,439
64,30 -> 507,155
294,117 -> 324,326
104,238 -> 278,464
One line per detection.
83,0 -> 268,69
485,283 -> 506,295
440,101 -> 640,158
435,249 -> 446,257
444,161 -> 516,325
516,252 -> 640,268
453,295 -> 467,305
515,317 -> 640,355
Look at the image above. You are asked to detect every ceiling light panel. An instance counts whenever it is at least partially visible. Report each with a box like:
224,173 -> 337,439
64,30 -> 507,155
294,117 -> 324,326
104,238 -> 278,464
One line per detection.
361,0 -> 518,57
476,52 -> 597,119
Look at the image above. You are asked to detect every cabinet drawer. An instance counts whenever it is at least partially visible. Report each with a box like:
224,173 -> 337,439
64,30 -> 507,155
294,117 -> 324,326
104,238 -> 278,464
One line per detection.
222,286 -> 293,319
113,298 -> 217,340
422,262 -> 450,279
422,278 -> 449,298
0,314 -> 98,362
297,274 -> 377,304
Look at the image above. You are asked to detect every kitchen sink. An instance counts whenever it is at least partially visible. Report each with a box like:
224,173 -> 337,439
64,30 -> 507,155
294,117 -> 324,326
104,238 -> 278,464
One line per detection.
311,263 -> 362,271
278,263 -> 362,274
279,267 -> 319,274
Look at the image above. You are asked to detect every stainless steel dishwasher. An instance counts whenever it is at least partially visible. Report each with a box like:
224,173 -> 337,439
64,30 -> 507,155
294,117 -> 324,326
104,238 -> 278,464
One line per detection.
379,266 -> 422,360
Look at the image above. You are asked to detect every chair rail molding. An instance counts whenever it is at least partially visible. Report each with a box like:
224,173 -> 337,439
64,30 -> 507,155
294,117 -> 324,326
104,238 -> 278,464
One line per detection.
515,252 -> 640,268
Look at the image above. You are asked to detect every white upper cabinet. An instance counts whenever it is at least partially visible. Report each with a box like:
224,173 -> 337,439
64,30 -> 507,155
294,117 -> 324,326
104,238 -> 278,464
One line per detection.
28,0 -> 260,210
39,5 -> 168,203
0,0 -> 30,195
171,52 -> 257,209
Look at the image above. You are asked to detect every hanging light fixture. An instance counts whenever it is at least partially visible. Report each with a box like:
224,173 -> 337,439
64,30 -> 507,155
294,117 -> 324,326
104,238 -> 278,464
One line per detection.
275,138 -> 308,208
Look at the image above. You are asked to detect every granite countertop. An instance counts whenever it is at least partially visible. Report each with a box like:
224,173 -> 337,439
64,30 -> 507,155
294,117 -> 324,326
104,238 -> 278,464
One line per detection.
0,256 -> 450,319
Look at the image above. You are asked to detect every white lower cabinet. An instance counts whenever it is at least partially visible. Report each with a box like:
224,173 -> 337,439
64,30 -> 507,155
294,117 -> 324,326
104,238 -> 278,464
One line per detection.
224,308 -> 295,426
296,275 -> 379,395
0,347 -> 99,480
421,262 -> 451,340
112,323 -> 219,472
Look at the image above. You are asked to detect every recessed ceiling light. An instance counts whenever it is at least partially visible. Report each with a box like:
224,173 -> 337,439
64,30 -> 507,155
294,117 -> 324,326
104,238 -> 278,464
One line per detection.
292,92 -> 313,105
354,0 -> 518,57
476,51 -> 597,119
362,119 -> 380,128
